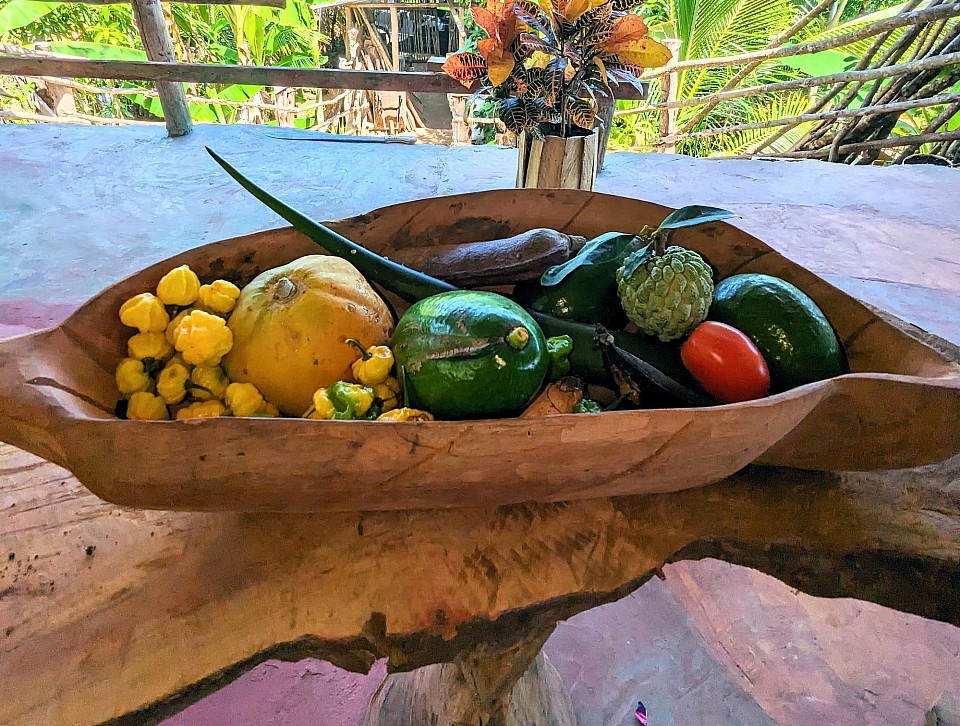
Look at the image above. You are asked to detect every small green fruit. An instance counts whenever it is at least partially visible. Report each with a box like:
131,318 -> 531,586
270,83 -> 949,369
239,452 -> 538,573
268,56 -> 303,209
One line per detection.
616,246 -> 714,342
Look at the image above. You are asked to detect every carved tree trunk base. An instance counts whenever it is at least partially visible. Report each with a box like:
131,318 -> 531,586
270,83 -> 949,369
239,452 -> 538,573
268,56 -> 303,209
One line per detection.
363,651 -> 575,726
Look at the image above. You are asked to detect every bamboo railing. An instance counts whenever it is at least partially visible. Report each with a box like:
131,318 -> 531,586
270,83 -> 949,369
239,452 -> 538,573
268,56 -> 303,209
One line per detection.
0,0 -> 957,162
620,0 -> 960,164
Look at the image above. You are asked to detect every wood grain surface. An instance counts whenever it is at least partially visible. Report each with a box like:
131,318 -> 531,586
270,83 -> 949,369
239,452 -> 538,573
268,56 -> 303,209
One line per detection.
1,439 -> 958,724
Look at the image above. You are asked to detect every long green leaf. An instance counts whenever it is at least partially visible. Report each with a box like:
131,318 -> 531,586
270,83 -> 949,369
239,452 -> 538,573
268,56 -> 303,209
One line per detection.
657,205 -> 735,231
0,0 -> 59,35
540,232 -> 643,286
47,41 -> 147,60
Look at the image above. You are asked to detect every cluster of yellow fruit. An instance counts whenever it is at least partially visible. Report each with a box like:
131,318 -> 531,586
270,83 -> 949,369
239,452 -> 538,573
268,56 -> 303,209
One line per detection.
115,264 -> 278,421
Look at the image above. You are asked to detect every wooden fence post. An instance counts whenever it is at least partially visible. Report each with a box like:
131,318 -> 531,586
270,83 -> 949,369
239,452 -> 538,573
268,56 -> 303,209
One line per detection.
389,0 -> 401,71
130,0 -> 192,136
656,38 -> 682,153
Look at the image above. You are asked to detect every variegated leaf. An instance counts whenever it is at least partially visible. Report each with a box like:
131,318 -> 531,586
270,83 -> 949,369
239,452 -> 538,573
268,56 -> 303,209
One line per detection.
543,56 -> 567,106
524,66 -> 547,96
441,52 -> 487,87
580,17 -> 616,47
497,97 -> 536,134
470,6 -> 499,40
517,32 -> 559,56
560,0 -> 607,24
486,46 -> 517,87
599,13 -> 648,46
512,0 -> 556,41
606,64 -> 645,93
572,1 -> 612,33
565,95 -> 595,129
601,35 -> 671,69
592,55 -> 609,86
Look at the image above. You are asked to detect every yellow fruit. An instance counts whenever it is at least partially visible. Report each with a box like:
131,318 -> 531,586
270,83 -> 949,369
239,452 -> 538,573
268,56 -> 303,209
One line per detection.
119,293 -> 169,333
127,392 -> 170,420
224,255 -> 394,416
198,280 -> 241,315
156,265 -> 201,306
127,331 -> 174,362
175,400 -> 226,420
166,308 -> 195,346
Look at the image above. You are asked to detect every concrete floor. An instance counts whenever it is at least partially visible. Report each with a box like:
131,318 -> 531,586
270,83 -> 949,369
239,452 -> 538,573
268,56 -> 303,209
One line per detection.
2,123 -> 959,724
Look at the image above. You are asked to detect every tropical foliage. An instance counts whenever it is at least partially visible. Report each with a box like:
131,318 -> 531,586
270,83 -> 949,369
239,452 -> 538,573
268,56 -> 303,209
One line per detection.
1,0 -> 329,126
442,0 -> 672,137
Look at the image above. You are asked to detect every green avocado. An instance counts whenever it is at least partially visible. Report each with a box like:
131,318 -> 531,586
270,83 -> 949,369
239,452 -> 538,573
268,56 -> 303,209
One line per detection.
392,291 -> 549,419
512,232 -> 645,327
709,273 -> 848,392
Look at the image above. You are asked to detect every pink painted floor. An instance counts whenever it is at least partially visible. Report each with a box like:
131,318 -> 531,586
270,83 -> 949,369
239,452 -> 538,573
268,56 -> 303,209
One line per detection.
162,560 -> 960,726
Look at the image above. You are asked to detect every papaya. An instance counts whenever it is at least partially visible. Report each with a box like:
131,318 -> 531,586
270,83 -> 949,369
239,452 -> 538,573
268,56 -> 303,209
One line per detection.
392,291 -> 549,420
224,255 -> 393,416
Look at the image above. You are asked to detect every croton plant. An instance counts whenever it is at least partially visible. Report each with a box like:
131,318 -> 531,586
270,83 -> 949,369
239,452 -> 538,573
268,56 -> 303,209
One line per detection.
441,0 -> 672,138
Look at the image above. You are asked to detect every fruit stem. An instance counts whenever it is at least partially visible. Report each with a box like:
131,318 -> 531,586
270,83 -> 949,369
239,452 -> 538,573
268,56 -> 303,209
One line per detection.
273,276 -> 298,303
654,229 -> 668,257
506,326 -> 531,350
345,338 -> 372,361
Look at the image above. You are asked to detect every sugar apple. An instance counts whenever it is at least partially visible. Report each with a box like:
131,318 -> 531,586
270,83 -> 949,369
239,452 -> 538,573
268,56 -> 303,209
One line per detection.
616,245 -> 714,342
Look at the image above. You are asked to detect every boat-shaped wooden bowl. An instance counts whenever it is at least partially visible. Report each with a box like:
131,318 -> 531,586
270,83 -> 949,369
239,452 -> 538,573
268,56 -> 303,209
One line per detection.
1,190 -> 958,512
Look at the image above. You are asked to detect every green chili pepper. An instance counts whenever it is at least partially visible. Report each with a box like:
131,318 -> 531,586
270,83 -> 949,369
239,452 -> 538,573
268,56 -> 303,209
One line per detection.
326,381 -> 376,420
573,399 -> 603,414
545,335 -> 574,381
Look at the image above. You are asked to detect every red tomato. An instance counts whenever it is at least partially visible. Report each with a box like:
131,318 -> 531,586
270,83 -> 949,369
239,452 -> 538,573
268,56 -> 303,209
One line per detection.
681,321 -> 771,404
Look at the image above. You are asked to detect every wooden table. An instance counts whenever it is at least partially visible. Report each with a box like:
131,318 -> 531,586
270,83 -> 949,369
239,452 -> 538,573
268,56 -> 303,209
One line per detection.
1,125 -> 959,725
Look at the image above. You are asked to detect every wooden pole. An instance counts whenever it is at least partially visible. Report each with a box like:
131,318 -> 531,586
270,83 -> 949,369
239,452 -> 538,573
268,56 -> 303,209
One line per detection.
130,0 -> 192,136
655,38 -> 682,153
0,57 -> 648,100
390,0 -> 401,71
618,50 -> 960,114
744,128 -> 960,158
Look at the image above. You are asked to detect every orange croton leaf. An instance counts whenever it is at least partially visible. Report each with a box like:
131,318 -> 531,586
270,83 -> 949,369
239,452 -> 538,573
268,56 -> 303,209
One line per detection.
599,13 -> 649,46
603,36 -> 672,69
593,55 -> 609,85
470,6 -> 499,40
441,52 -> 488,87
559,0 -> 607,23
477,37 -> 498,59
532,0 -> 554,18
486,47 -> 517,86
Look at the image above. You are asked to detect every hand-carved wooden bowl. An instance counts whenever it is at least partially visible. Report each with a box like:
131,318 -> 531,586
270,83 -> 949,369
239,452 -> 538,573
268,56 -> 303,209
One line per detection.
0,190 -> 958,512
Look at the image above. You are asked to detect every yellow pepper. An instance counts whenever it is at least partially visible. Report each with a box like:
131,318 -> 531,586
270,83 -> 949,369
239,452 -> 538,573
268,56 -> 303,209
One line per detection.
376,407 -> 435,422
189,364 -> 229,401
119,293 -> 169,333
254,401 -> 281,418
165,308 -> 195,346
156,265 -> 201,306
127,331 -> 174,363
115,358 -> 153,397
304,388 -> 336,419
373,377 -> 400,413
225,382 -> 265,417
347,339 -> 394,386
126,391 -> 170,420
175,400 -> 226,420
156,358 -> 191,405
173,310 -> 233,366
198,280 -> 241,316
